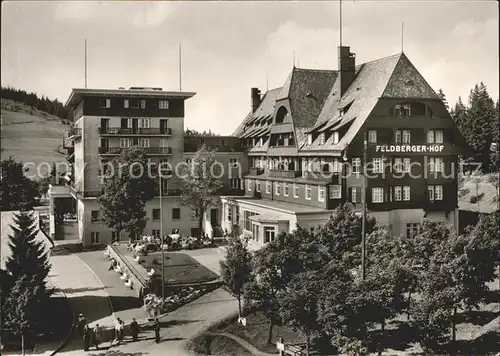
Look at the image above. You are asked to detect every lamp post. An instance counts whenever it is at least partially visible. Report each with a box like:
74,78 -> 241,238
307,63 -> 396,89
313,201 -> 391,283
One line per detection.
159,167 -> 165,300
361,131 -> 368,280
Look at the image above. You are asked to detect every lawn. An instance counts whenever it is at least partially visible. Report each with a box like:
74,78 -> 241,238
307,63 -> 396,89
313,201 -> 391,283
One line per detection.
1,99 -> 69,178
142,251 -> 219,284
115,245 -> 219,285
188,333 -> 253,356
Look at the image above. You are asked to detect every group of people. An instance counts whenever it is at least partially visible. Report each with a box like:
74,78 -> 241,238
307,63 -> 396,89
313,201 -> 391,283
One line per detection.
77,313 -> 143,351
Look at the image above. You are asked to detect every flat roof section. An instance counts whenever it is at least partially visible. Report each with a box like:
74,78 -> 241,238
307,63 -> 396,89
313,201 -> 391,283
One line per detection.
65,88 -> 196,108
232,197 -> 332,215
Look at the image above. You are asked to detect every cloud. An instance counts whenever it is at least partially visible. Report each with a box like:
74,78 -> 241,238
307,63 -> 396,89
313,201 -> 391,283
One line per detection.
54,1 -> 173,28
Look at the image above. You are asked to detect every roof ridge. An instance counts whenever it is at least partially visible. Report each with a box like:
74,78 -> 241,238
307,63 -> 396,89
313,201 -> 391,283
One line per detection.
356,52 -> 402,68
294,68 -> 338,73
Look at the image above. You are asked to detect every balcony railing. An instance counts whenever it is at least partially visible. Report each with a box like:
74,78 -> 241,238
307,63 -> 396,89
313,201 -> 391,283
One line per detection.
269,169 -> 302,179
67,127 -> 82,139
99,127 -> 172,135
70,186 -> 103,198
249,167 -> 264,176
98,147 -> 172,155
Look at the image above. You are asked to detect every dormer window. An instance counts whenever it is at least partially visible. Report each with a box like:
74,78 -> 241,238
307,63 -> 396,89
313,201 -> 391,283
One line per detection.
332,131 -> 339,144
307,134 -> 313,145
275,106 -> 289,124
318,133 -> 325,145
395,104 -> 411,117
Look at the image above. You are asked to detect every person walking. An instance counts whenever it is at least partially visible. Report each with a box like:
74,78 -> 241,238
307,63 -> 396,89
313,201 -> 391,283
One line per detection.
82,325 -> 90,351
114,318 -> 124,344
130,318 -> 139,342
92,324 -> 101,350
154,318 -> 160,343
77,313 -> 87,337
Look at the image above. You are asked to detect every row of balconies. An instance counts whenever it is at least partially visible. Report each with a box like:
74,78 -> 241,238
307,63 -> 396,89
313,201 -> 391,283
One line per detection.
99,127 -> 172,136
98,147 -> 173,155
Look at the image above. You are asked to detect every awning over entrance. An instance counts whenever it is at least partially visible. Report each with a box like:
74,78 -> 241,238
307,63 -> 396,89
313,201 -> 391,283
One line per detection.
249,213 -> 289,224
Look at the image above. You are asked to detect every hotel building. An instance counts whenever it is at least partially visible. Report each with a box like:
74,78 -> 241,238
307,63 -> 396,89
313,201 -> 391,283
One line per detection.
49,87 -> 246,246
221,46 -> 466,250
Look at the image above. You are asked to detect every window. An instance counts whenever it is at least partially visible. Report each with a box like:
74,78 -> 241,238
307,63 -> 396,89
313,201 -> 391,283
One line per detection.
428,185 -> 443,201
111,231 -> 120,242
333,159 -> 342,173
172,208 -> 181,220
403,186 -> 411,201
124,99 -> 129,108
240,179 -> 245,190
394,186 -> 402,201
294,184 -> 299,198
91,232 -> 100,244
394,158 -> 403,173
256,181 -> 261,193
368,130 -> 377,143
305,185 -> 311,200
247,179 -> 252,192
372,187 -> 384,203
227,204 -> 233,222
130,99 -> 139,109
120,138 -> 131,148
152,229 -> 160,238
284,183 -> 289,196
264,226 -> 276,243
266,181 -> 271,194
403,158 -> 411,174
395,130 -> 402,144
435,130 -> 444,144
307,134 -> 312,145
351,187 -> 359,203
429,157 -> 444,173
152,209 -> 160,221
402,130 -> 411,143
332,131 -> 339,144
244,210 -> 258,231
319,133 -> 325,145
275,182 -> 281,196
318,186 -> 325,202
395,104 -> 411,117
139,118 -> 150,128
140,100 -> 146,109
352,158 -> 361,174
159,100 -> 169,109
91,211 -> 99,222
329,185 -> 342,199
427,130 -> 435,144
406,223 -> 421,238
139,138 -> 150,148
100,99 -> 111,108
427,130 -> 444,144
230,178 -> 239,189
372,158 -> 384,174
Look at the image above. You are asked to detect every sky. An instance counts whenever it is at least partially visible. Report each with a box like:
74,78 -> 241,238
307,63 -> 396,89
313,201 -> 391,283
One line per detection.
1,1 -> 498,135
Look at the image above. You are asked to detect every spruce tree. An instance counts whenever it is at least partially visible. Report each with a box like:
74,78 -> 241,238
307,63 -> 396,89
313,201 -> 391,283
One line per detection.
5,211 -> 51,287
437,88 -> 449,112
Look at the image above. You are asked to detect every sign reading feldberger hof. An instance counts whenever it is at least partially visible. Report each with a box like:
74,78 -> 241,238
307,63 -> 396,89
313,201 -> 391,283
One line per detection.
376,144 -> 445,153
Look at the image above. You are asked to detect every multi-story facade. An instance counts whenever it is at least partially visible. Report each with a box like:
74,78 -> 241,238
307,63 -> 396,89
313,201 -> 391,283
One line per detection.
222,46 -> 466,250
50,87 -> 247,246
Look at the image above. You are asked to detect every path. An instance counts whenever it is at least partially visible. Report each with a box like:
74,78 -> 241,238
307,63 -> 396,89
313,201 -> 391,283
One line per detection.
206,332 -> 276,356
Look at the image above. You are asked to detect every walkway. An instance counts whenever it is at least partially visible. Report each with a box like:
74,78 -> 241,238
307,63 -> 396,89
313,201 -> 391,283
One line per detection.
206,332 -> 276,356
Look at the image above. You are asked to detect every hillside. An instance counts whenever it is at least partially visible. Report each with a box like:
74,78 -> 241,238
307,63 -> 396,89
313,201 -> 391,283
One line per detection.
1,99 -> 70,178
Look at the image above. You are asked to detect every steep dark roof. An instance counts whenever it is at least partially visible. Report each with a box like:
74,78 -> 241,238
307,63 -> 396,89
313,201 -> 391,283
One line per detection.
233,87 -> 281,137
288,68 -> 338,128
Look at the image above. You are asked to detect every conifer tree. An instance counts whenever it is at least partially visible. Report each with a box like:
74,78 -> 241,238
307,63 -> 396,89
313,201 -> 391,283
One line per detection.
437,88 -> 449,111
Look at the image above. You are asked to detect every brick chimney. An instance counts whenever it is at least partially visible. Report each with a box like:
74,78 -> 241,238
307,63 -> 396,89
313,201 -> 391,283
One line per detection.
338,46 -> 356,97
251,88 -> 262,113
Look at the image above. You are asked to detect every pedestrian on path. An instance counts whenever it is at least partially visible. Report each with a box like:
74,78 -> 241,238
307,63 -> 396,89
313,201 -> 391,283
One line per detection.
130,318 -> 139,342
92,324 -> 101,350
77,313 -> 87,337
154,318 -> 160,343
114,317 -> 125,345
82,325 -> 90,351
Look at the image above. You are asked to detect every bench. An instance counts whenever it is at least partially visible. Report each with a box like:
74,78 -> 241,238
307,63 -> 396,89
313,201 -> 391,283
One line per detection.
285,344 -> 305,356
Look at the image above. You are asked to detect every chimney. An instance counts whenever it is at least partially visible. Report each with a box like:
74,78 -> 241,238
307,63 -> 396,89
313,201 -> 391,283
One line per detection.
251,88 -> 262,113
338,46 -> 356,97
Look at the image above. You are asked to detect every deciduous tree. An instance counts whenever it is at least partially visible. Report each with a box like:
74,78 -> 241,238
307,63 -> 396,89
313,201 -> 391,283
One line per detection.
0,157 -> 40,211
98,147 -> 156,241
220,236 -> 253,317
179,146 -> 224,238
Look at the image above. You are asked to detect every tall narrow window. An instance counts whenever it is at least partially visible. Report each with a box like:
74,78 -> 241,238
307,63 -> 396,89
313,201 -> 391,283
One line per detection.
275,182 -> 281,196
124,99 -> 129,108
368,130 -> 377,143
402,130 -> 411,143
318,186 -> 325,202
372,188 -> 384,203
319,133 -> 325,145
305,185 -> 311,200
372,158 -> 384,174
332,131 -> 339,144
427,130 -> 435,144
395,130 -> 402,143
403,186 -> 411,201
352,158 -> 361,174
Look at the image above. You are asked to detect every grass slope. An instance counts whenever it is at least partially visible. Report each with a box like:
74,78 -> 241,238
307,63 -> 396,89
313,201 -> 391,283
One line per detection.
1,99 -> 70,178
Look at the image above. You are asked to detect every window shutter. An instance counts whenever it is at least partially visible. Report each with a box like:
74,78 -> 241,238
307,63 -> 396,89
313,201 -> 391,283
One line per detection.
356,188 -> 361,203
106,99 -> 111,108
348,188 -> 353,202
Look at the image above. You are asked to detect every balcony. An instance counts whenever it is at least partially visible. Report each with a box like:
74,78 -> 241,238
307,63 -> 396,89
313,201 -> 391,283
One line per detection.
70,185 -> 103,198
269,169 -> 302,179
67,127 -> 82,140
98,147 -> 172,155
249,167 -> 264,176
99,127 -> 172,136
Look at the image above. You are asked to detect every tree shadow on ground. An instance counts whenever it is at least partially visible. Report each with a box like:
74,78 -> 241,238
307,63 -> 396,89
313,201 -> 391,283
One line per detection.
379,320 -> 417,351
141,319 -> 201,331
62,286 -> 109,294
456,310 -> 500,326
445,331 -> 500,355
109,295 -> 143,313
87,351 -> 149,356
